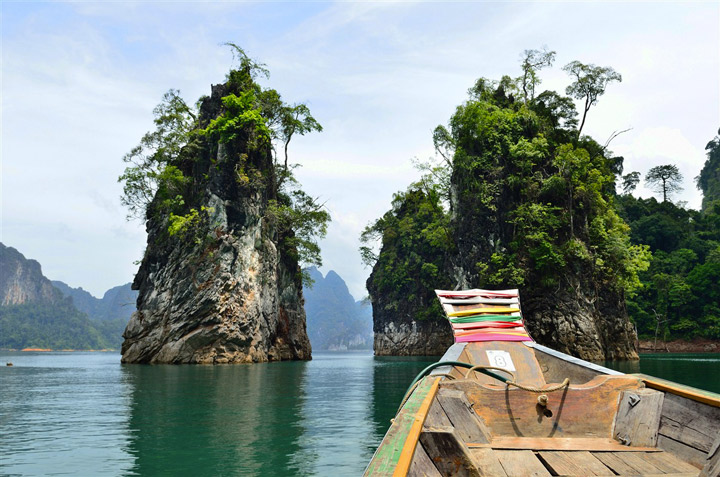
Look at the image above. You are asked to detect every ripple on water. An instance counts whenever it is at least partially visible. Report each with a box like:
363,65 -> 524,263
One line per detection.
0,351 -> 435,476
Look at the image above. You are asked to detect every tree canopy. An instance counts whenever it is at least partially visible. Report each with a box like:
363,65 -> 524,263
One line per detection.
362,49 -> 648,329
646,164 -> 684,202
563,61 -> 622,136
119,44 -> 329,281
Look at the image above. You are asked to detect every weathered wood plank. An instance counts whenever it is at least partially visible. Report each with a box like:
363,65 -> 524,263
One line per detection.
657,434 -> 708,469
527,342 -> 623,385
637,474 -> 707,477
419,428 -> 481,477
446,375 -> 642,439
557,451 -> 615,476
424,400 -> 453,430
613,388 -> 664,447
592,452 -> 641,474
636,373 -> 720,408
364,377 -> 438,476
659,392 -> 720,453
644,450 -> 702,474
494,450 -> 551,477
537,451 -> 593,476
616,451 -> 666,474
468,436 -> 660,451
437,388 -> 491,444
408,443 -> 442,477
430,343 -> 467,379
701,432 -> 720,477
468,448 -> 508,477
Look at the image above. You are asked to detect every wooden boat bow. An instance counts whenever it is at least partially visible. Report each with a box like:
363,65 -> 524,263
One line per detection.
365,289 -> 720,477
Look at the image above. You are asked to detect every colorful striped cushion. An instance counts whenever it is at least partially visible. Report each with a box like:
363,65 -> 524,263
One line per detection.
435,288 -> 533,344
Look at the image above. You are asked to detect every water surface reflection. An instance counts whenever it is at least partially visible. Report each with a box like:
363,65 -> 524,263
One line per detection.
122,360 -> 309,476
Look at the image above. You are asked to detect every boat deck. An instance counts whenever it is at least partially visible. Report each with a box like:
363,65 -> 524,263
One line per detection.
425,447 -> 702,476
365,289 -> 720,476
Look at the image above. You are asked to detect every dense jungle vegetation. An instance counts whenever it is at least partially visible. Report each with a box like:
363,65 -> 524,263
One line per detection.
362,47 -> 720,343
620,133 -> 720,341
119,44 -> 329,284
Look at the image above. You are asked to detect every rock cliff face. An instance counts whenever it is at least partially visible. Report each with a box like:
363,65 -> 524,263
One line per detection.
373,314 -> 453,356
367,78 -> 640,361
521,282 -> 637,361
368,264 -> 453,356
0,243 -> 62,306
121,81 -> 311,364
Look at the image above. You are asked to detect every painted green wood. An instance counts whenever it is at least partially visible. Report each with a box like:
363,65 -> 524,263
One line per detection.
364,377 -> 435,476
633,373 -> 720,407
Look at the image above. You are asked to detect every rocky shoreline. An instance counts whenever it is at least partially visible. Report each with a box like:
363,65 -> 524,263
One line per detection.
638,338 -> 720,353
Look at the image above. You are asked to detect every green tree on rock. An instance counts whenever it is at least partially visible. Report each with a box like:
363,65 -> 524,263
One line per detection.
119,44 -> 330,283
696,129 -> 720,213
563,61 -> 622,137
646,164 -> 684,203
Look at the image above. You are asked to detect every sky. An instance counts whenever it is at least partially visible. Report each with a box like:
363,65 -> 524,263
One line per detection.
2,1 -> 719,300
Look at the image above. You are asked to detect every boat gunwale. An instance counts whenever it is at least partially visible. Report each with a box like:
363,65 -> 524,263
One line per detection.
363,376 -> 440,476
633,373 -> 720,408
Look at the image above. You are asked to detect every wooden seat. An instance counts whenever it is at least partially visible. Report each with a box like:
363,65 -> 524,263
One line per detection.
443,374 -> 643,439
460,341 -> 547,388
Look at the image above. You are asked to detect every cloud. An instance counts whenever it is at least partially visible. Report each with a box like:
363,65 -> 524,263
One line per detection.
614,127 -> 708,207
2,1 -> 718,299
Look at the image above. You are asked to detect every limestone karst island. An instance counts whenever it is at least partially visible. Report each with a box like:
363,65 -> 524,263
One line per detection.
120,47 -> 326,364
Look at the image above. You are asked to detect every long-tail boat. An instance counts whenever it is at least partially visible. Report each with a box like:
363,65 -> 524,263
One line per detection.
365,288 -> 720,476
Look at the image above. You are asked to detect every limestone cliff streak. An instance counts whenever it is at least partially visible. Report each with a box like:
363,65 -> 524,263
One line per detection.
373,320 -> 453,357
0,243 -> 63,306
121,81 -> 311,364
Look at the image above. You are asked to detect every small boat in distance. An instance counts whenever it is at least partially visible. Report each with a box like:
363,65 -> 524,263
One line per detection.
365,289 -> 720,476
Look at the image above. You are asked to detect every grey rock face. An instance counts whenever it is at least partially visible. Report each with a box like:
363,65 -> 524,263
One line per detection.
121,82 -> 311,364
373,318 -> 453,356
368,268 -> 453,356
523,283 -> 637,361
0,243 -> 63,306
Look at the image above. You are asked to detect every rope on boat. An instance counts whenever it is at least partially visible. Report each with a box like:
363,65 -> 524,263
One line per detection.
396,373 -> 455,414
398,361 -> 571,414
464,365 -> 570,393
506,377 -> 570,393
464,365 -> 516,381
398,361 -> 510,414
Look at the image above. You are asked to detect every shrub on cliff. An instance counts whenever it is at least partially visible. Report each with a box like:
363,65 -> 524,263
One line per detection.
119,44 -> 329,284
362,49 -> 649,357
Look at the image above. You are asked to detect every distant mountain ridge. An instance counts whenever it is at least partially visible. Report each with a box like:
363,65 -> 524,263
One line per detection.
0,243 -> 110,349
0,243 -> 137,349
303,267 -> 372,350
0,243 -> 63,306
1,243 -> 369,352
51,281 -> 137,322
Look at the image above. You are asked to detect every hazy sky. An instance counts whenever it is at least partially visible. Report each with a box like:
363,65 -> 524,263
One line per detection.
2,1 -> 719,300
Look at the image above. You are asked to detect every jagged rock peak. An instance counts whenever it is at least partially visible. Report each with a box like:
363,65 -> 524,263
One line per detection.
0,243 -> 63,306
121,76 -> 312,364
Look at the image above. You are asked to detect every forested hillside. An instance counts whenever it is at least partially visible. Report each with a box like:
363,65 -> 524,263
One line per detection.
363,50 -> 719,354
363,50 -> 650,359
619,131 -> 720,342
51,281 -> 137,348
0,243 -> 110,350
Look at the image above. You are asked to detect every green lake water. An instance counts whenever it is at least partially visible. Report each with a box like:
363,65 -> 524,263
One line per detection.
1,350 -> 718,476
604,352 -> 720,394
0,351 -> 435,476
